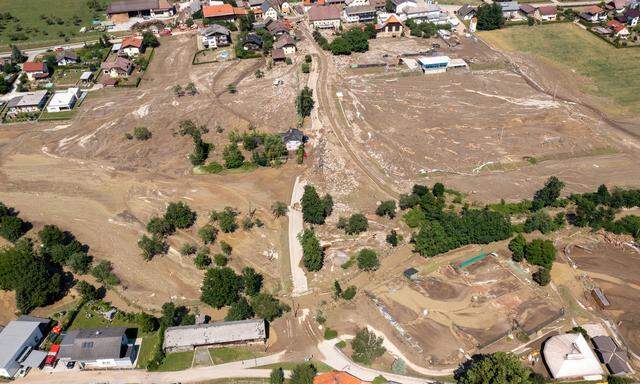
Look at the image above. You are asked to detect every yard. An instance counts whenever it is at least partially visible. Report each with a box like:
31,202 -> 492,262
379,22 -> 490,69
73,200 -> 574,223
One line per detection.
0,0 -> 112,49
209,346 -> 265,364
136,332 -> 160,368
67,302 -> 141,331
52,68 -> 86,87
480,23 -> 640,115
156,350 -> 195,371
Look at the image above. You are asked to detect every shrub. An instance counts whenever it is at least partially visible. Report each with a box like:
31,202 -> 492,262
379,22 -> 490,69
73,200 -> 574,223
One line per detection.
324,327 -> 338,340
386,230 -> 399,247
356,248 -> 379,271
147,217 -> 175,237
351,328 -> 385,365
301,62 -> 310,73
138,235 -> 166,261
508,234 -> 526,262
299,228 -> 323,271
532,267 -> 551,286
376,200 -> 396,218
164,202 -> 196,229
342,286 -> 356,300
180,243 -> 197,256
198,224 -> 218,244
219,207 -> 238,233
133,126 -> 152,140
195,249 -> 212,269
214,253 -> 228,266
345,213 -> 368,235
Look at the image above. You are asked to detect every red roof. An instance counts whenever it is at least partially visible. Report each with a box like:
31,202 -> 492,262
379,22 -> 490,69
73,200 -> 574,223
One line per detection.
49,344 -> 60,353
537,5 -> 557,15
583,5 -> 605,14
314,372 -> 369,384
121,36 -> 143,49
23,61 -> 46,72
308,5 -> 340,21
203,4 -> 235,18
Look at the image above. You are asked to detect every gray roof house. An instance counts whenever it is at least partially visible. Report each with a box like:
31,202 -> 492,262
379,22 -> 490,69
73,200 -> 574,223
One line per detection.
499,1 -> 520,17
279,128 -> 305,151
6,91 -> 49,115
0,316 -> 50,378
163,319 -> 266,353
58,327 -> 136,369
592,336 -> 630,375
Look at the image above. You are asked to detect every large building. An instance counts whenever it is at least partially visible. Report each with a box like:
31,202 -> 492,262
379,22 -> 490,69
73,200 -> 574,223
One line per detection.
47,88 -> 81,113
58,327 -> 137,369
163,319 -> 266,353
6,91 -> 49,116
0,316 -> 50,378
107,0 -> 175,23
543,333 -> 604,380
308,6 -> 342,29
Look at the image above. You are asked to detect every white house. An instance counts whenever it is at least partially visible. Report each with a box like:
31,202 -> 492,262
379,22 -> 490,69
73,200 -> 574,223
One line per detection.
201,24 -> 232,48
499,1 -> 520,19
56,50 -> 79,66
345,0 -> 370,7
0,316 -> 49,379
308,6 -> 341,28
534,5 -> 557,21
261,0 -> 279,20
579,5 -> 607,22
343,5 -> 377,22
46,88 -> 81,113
119,36 -> 144,57
543,333 -> 604,381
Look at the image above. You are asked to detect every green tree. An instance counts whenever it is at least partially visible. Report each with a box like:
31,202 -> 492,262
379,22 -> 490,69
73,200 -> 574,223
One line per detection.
223,142 -> 245,168
180,243 -> 197,256
271,201 -> 288,217
376,200 -> 396,218
75,280 -> 100,302
385,0 -> 394,12
290,363 -> 317,384
250,293 -> 289,321
91,260 -> 120,285
242,267 -> 263,296
413,221 -> 450,257
296,86 -> 315,118
67,252 -> 93,274
225,297 -> 255,321
508,234 -> 526,262
195,249 -> 212,269
164,202 -> 197,229
386,230 -> 399,247
270,367 -> 285,384
138,235 -> 166,261
523,210 -> 558,234
333,280 -> 343,299
299,228 -> 324,272
343,28 -> 369,52
532,267 -> 551,286
476,3 -> 505,31
142,31 -> 160,47
455,352 -> 531,384
357,248 -> 380,271
330,36 -> 351,55
190,137 -> 212,166
345,213 -> 368,235
0,215 -> 27,243
198,224 -> 218,244
201,267 -> 242,308
38,224 -> 66,248
342,285 -> 357,300
220,241 -> 233,255
147,217 -> 175,237
432,182 -> 445,197
351,328 -> 385,365
133,126 -> 152,140
302,185 -> 326,224
532,176 -> 565,210
214,253 -> 228,266
11,45 -> 26,63
219,207 -> 239,233
524,238 -> 556,269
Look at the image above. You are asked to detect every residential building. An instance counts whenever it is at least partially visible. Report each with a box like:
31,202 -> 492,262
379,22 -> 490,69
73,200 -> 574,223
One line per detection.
56,50 -> 79,66
625,8 -> 640,26
345,0 -> 370,7
308,6 -> 342,28
266,19 -> 291,36
519,4 -> 536,18
6,91 -> 49,116
107,0 -> 175,23
592,336 -> 630,375
46,88 -> 81,113
272,48 -> 287,61
499,1 -> 520,19
370,0 -> 387,10
262,0 -> 280,20
243,33 -> 263,50
542,333 -> 604,380
119,36 -> 144,57
456,4 -> 476,20
101,57 -> 133,78
280,128 -> 305,150
607,19 -> 630,38
163,319 -> 266,353
375,14 -> 404,37
418,56 -> 450,73
274,34 -> 297,54
203,4 -> 237,21
314,371 -> 370,384
605,0 -> 629,13
201,24 -> 232,48
58,327 -> 136,369
0,316 -> 50,378
23,61 -> 49,81
579,5 -> 607,22
398,3 -> 448,24
534,5 -> 557,21
343,5 -> 377,22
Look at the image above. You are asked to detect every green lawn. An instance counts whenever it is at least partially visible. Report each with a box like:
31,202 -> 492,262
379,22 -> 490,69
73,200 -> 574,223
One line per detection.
156,351 -> 194,372
39,109 -> 77,121
68,305 -> 140,331
209,346 -> 265,365
480,23 -> 640,115
136,333 -> 159,369
52,68 -> 86,86
0,0 -> 112,49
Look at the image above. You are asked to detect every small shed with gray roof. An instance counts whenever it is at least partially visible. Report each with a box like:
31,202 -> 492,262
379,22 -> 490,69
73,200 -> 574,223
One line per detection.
163,319 -> 266,353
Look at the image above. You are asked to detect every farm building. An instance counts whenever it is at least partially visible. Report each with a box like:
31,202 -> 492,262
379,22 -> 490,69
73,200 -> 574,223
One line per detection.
163,319 -> 267,353
417,56 -> 467,74
0,316 -> 50,379
542,333 -> 604,380
58,327 -> 136,369
308,6 -> 342,29
591,287 -> 610,308
107,0 -> 175,23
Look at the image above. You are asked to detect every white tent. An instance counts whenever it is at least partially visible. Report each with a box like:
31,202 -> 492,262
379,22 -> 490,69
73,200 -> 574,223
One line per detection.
543,333 -> 604,380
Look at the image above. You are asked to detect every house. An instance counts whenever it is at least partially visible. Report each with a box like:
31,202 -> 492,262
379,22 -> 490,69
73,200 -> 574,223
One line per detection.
418,56 -> 450,73
605,0 -> 629,13
403,267 -> 418,280
281,1 -> 291,14
399,3 -> 448,24
370,0 -> 386,10
266,19 -> 291,36
390,0 -> 414,13
0,316 -> 50,378
624,8 -> 640,26
499,1 -> 520,19
345,0 -> 370,7
343,5 -> 377,22
535,5 -> 557,21
456,4 -> 476,20
201,24 -> 232,48
375,14 -> 404,37
274,34 -> 296,54
203,4 -> 237,21
56,50 -> 78,66
46,88 -> 81,113
6,91 -> 49,116
607,19 -> 630,38
107,0 -> 175,23
261,0 -> 280,20
519,4 -> 536,18
542,333 -> 604,380
101,57 -> 133,78
23,61 -> 49,81
243,33 -> 263,50
314,371 -> 370,384
119,36 -> 144,57
591,336 -> 630,375
272,48 -> 287,62
308,6 -> 342,29
58,327 -> 136,369
579,5 -> 607,22
79,71 -> 94,85
279,128 -> 305,150
163,319 -> 266,353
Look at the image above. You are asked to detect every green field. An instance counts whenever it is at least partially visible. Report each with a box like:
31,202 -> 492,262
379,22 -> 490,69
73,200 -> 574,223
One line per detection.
156,351 -> 195,371
481,23 -> 640,115
209,346 -> 266,364
0,0 -> 112,49
136,333 -> 159,369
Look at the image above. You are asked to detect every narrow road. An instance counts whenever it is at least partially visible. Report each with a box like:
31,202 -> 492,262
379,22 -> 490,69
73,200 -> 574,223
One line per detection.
288,176 -> 310,296
300,24 -> 399,199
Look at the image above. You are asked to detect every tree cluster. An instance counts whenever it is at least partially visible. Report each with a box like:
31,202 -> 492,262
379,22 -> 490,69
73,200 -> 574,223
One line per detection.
509,235 -> 556,286
301,185 -> 333,224
476,3 -> 505,30
351,328 -> 386,365
455,352 -> 533,384
299,228 -> 324,271
296,87 -> 315,118
0,202 -> 30,243
329,28 -> 373,55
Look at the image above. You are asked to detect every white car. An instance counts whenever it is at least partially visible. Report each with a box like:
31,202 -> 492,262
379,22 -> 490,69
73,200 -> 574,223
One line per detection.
273,79 -> 284,86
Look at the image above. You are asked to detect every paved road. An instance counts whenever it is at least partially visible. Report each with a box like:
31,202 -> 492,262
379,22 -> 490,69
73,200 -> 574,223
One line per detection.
18,351 -> 287,384
288,176 -> 309,296
317,340 -> 447,384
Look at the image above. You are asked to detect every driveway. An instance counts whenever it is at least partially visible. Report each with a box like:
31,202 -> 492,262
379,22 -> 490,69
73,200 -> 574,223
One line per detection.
288,176 -> 309,296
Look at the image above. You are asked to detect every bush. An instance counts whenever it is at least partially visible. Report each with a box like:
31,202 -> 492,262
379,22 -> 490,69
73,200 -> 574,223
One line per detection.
201,161 -> 224,174
198,224 -> 218,244
223,143 -> 245,168
356,248 -> 379,271
180,243 -> 197,256
532,267 -> 551,286
220,241 -> 233,255
250,293 -> 289,321
376,200 -> 396,219
214,253 -> 228,266
299,228 -> 324,271
271,201 -> 288,217
342,285 -> 356,300
91,260 -> 119,286
164,202 -> 196,229
324,327 -> 338,339
138,235 -> 166,261
147,217 -> 175,237
301,62 -> 310,73
219,207 -> 238,233
345,213 -> 368,235
351,328 -> 385,365
305,54 -> 312,63
508,234 -> 526,262
133,126 -> 152,140
195,249 -> 212,269
386,230 -> 399,247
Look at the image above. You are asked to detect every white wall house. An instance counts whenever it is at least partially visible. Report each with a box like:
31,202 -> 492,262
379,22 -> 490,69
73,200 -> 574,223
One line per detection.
46,88 -> 81,113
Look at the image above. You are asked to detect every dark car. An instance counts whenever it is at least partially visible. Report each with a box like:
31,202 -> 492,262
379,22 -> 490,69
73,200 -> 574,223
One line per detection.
66,361 -> 76,369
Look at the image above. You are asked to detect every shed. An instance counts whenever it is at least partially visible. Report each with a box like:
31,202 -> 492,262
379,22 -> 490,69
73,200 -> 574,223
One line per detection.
403,267 -> 419,280
163,319 -> 266,353
591,287 -> 610,308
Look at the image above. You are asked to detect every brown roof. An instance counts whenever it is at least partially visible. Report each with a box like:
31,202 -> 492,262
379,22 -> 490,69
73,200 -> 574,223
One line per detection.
121,36 -> 143,48
537,5 -> 557,15
272,48 -> 286,60
308,5 -> 340,21
583,5 -> 605,14
107,0 -> 159,14
203,4 -> 236,18
314,372 -> 369,384
101,56 -> 132,72
519,4 -> 535,14
274,34 -> 295,48
23,61 -> 47,72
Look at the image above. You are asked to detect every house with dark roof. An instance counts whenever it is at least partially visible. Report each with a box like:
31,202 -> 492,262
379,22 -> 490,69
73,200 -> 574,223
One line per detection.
243,33 -> 264,51
579,5 -> 607,22
201,24 -> 232,48
261,0 -> 280,20
58,327 -> 136,369
101,57 -> 133,78
279,128 -> 305,150
0,316 -> 50,378
308,6 -> 342,29
592,336 -> 630,375
274,34 -> 296,54
456,4 -> 476,20
499,1 -> 520,19
343,5 -> 377,23
625,8 -> 640,26
6,91 -> 49,116
56,50 -> 79,66
519,3 -> 535,18
163,319 -> 266,353
266,19 -> 291,36
605,0 -> 629,13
